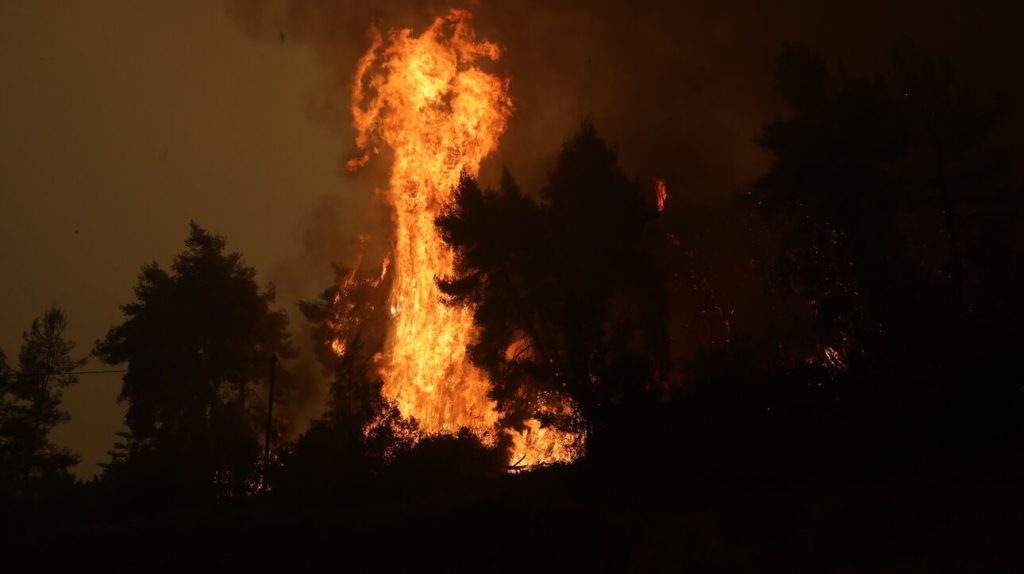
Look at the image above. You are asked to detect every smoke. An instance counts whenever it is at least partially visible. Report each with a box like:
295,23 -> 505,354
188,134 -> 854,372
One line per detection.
265,187 -> 392,436
227,0 -> 1021,197
224,0 -> 772,199
226,0 -> 1024,421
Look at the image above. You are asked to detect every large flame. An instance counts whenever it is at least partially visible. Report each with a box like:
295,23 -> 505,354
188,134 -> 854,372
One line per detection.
348,10 -> 579,466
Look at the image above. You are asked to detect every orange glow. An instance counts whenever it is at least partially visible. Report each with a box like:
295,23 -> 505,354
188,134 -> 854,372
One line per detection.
347,10 -> 580,466
655,178 -> 668,213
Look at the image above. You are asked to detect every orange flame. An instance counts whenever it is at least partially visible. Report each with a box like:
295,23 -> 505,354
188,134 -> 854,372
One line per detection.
655,178 -> 668,213
348,10 -> 579,466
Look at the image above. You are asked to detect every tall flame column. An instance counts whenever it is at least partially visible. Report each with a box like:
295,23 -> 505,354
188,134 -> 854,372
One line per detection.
349,10 -> 510,437
348,10 -> 579,465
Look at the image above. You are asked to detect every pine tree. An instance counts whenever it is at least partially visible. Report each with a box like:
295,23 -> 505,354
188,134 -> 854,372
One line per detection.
95,222 -> 293,498
0,307 -> 84,496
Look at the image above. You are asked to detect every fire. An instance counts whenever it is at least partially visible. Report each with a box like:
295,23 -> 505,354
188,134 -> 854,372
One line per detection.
347,10 -> 580,466
655,178 -> 668,213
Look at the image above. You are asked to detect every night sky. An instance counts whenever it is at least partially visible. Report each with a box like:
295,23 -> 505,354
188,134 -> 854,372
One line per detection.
2,0 -> 1020,478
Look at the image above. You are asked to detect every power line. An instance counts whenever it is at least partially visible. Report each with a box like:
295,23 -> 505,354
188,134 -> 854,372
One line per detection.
9,368 -> 128,376
10,355 -> 278,377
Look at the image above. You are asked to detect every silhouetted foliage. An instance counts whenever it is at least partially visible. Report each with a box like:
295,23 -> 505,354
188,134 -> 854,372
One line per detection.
437,120 -> 668,457
752,44 -> 1020,367
278,263 -> 412,493
6,34 -> 1024,572
676,44 -> 1024,481
0,307 -> 84,498
94,222 -> 293,500
386,429 -> 508,491
298,261 -> 391,379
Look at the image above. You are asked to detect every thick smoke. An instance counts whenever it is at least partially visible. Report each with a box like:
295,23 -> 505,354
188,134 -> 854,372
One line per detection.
226,0 -> 1023,424
227,0 -> 1022,200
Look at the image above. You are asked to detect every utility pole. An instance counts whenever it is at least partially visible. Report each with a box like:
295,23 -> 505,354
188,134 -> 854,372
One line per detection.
262,353 -> 277,492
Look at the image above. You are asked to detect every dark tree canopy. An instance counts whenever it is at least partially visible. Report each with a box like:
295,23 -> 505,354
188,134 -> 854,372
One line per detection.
0,307 -> 84,497
752,45 -> 1020,367
280,264 -> 414,492
675,45 -> 1024,486
94,222 -> 293,497
5,36 -> 1024,570
437,121 -> 668,453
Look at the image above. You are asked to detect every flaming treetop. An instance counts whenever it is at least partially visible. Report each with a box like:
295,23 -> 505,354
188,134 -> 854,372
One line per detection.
346,9 -> 578,465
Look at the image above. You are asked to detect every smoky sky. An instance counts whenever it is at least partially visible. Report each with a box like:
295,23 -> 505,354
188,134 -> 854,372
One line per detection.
229,0 -> 1023,198
234,0 -> 1024,395
2,0 -> 1020,478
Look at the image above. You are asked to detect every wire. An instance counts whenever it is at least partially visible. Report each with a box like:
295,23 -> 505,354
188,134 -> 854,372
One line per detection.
9,355 -> 277,377
54,369 -> 127,375
8,368 -> 128,376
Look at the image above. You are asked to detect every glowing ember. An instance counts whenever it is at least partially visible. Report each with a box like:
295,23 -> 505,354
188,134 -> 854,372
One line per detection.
330,338 -> 347,357
347,9 -> 579,466
655,178 -> 668,213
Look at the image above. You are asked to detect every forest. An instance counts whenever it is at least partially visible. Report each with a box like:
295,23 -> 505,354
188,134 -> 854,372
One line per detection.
2,44 -> 1023,571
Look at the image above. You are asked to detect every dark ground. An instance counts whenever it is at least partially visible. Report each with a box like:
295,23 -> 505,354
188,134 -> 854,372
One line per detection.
5,461 -> 1021,573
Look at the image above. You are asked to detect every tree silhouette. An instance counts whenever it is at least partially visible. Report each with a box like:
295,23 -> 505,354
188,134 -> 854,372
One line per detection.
751,45 -> 1018,369
298,262 -> 391,385
437,120 -> 667,455
94,222 -> 293,498
0,307 -> 84,497
281,263 -> 414,492
724,45 -> 1024,479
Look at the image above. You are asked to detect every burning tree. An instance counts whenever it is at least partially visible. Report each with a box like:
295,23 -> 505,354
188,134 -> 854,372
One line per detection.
437,122 -> 668,459
343,9 -> 581,465
289,260 -> 415,478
